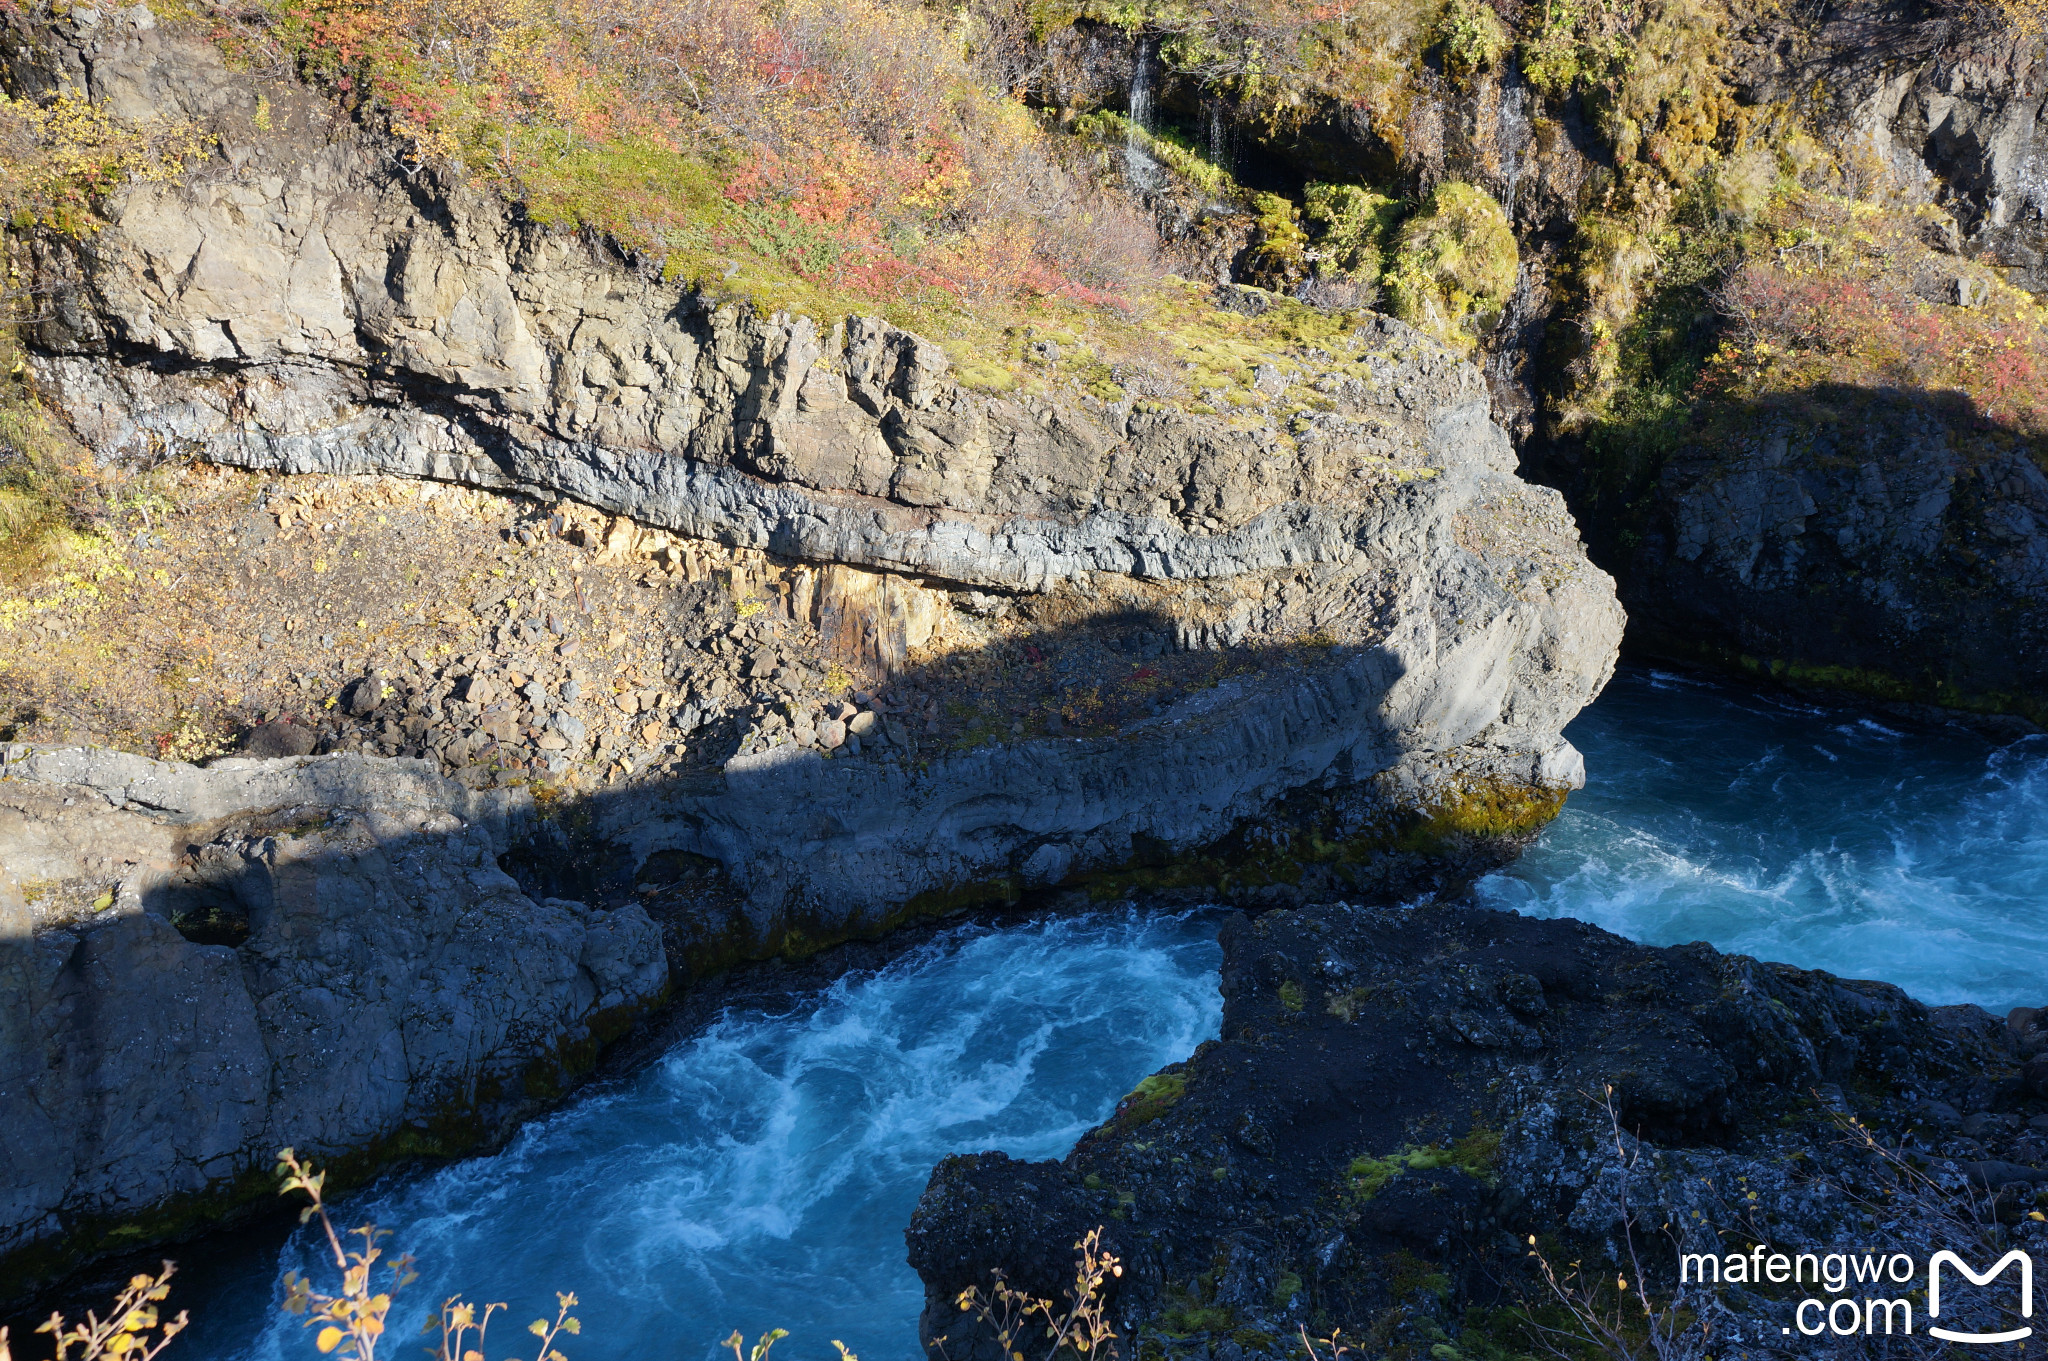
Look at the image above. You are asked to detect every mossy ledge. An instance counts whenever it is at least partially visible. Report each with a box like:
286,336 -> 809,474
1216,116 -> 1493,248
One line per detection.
626,767 -> 1574,989
1067,775 -> 1570,906
1632,632 -> 2048,732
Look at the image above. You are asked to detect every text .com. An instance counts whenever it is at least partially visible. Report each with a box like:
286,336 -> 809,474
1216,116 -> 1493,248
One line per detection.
1680,1246 -> 2034,1343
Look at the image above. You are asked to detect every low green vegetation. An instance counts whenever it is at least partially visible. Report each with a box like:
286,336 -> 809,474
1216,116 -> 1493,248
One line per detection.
1070,112 -> 1237,199
1436,0 -> 1509,85
1384,183 -> 1517,356
1304,182 -> 1401,287
1345,1125 -> 1502,1199
0,89 -> 210,235
1106,1071 -> 1188,1133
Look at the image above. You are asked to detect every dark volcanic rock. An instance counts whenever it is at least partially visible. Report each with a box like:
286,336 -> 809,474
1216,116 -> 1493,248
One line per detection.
236,718 -> 318,758
908,903 -> 2042,1360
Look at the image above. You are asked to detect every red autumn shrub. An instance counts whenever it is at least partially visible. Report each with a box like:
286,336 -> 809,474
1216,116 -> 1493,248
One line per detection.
1697,194 -> 2048,436
233,0 -> 1157,317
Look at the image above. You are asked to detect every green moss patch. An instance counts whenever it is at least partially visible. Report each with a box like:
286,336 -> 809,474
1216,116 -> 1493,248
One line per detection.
1103,1071 -> 1189,1136
1344,1125 -> 1502,1200
1385,182 -> 1517,356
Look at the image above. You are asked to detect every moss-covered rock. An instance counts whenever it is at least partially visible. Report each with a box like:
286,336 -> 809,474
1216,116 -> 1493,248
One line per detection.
1385,183 -> 1517,356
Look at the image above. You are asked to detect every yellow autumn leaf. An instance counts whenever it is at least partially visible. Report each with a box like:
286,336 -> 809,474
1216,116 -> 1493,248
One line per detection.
316,1326 -> 344,1353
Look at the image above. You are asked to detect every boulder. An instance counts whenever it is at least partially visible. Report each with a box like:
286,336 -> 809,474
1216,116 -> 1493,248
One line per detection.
236,718 -> 316,758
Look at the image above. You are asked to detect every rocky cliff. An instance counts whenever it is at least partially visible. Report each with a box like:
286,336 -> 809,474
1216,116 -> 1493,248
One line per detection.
1573,401 -> 2048,725
996,0 -> 2048,725
0,3 -> 1624,1297
0,744 -> 666,1298
6,11 -> 1620,915
909,900 -> 2045,1361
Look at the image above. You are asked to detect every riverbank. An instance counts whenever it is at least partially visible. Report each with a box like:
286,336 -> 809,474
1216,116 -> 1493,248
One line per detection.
10,662 -> 2036,1361
910,895 -> 2045,1361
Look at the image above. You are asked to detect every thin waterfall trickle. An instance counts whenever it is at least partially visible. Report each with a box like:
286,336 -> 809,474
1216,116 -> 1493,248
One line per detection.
1206,101 -> 1229,178
1497,79 -> 1532,221
1127,39 -> 1152,130
1123,38 -> 1165,195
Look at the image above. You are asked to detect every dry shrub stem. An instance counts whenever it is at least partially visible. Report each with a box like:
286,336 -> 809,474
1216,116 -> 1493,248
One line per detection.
1518,1085 -> 1728,1361
274,1148 -> 581,1361
932,1226 -> 1125,1361
0,1265 -> 188,1361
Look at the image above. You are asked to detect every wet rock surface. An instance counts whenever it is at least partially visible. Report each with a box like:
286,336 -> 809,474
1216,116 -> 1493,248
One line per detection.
908,901 -> 2046,1360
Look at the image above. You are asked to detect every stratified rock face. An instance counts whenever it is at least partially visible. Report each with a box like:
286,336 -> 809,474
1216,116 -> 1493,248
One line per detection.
1584,405 -> 2048,723
9,15 -> 1622,907
907,902 -> 2033,1361
0,11 -> 1622,1291
19,9 -> 1530,597
0,746 -> 667,1296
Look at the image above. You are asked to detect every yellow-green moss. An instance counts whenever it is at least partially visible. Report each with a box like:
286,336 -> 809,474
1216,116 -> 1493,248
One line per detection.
1398,779 -> 1570,854
1242,192 -> 1311,291
1303,181 -> 1402,285
1070,112 -> 1239,199
1344,1125 -> 1502,1200
1385,182 -> 1517,356
1102,1071 -> 1188,1136
1077,772 -> 1568,903
1436,0 -> 1510,86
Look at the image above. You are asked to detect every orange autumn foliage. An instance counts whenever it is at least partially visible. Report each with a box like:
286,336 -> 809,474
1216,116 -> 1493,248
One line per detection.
234,0 -> 1155,313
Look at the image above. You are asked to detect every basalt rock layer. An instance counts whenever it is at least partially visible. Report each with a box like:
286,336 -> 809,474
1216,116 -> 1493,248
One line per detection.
9,15 -> 1620,912
22,14 -> 1565,599
1579,404 -> 2048,727
0,744 -> 667,1299
908,901 -> 2045,1361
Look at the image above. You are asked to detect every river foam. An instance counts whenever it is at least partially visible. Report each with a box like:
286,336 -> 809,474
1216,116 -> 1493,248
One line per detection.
1475,666 -> 2048,1011
215,909 -> 1222,1361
